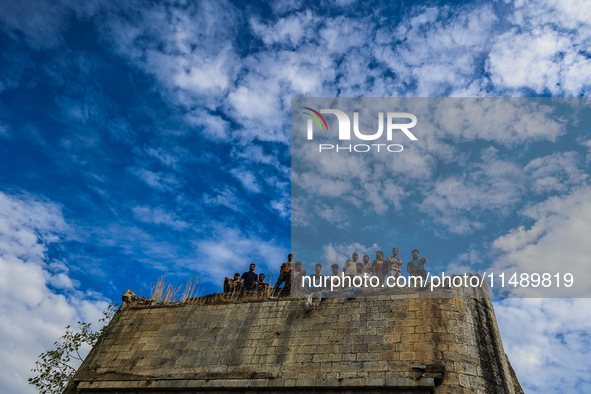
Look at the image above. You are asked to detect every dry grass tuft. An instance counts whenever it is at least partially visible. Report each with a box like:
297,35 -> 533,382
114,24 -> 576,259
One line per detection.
151,271 -> 200,304
148,270 -> 284,305
181,273 -> 202,302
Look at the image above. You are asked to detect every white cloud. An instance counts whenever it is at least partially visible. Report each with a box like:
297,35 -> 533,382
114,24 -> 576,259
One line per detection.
294,172 -> 352,198
582,138 -> 591,162
229,168 -> 261,194
102,0 -> 240,109
193,225 -> 287,285
495,298 -> 591,393
132,205 -> 190,230
524,151 -> 587,193
374,4 -> 498,96
0,191 -> 109,394
491,186 -> 591,297
143,146 -> 187,170
322,242 -> 380,270
419,149 -> 526,234
488,28 -> 572,94
250,11 -> 317,47
231,144 -> 285,170
432,99 -> 567,146
202,187 -> 248,214
319,16 -> 373,55
487,0 -> 591,95
128,167 -> 180,192
446,249 -> 484,274
185,111 -> 231,141
270,198 -> 290,219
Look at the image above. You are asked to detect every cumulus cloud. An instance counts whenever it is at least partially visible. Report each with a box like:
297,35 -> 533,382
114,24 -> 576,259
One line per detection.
193,225 -> 287,285
487,0 -> 591,95
524,151 -> 588,193
432,99 -> 567,146
322,241 -> 380,270
0,191 -> 109,394
491,186 -> 591,297
101,0 -> 241,108
419,149 -> 526,234
374,4 -> 498,96
249,10 -> 317,48
495,298 -> 591,393
185,111 -> 231,141
292,98 -> 574,233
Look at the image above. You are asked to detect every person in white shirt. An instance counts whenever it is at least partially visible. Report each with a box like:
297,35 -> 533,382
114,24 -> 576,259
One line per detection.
344,252 -> 359,278
387,247 -> 403,280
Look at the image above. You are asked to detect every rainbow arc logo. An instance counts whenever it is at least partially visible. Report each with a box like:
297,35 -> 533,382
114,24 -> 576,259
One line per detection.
302,107 -> 328,131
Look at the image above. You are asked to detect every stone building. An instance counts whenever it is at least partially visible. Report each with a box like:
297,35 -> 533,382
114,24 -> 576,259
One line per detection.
68,282 -> 523,393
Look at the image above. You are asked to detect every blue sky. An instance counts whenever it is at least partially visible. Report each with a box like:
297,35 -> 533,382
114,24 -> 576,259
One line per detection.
0,0 -> 590,393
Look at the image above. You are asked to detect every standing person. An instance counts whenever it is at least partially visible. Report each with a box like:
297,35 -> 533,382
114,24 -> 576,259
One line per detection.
241,263 -> 258,291
416,257 -> 428,281
292,262 -> 307,296
329,263 -> 339,276
309,263 -> 324,290
407,249 -> 428,281
387,247 -> 403,281
273,253 -> 294,293
362,255 -> 372,275
344,253 -> 359,278
329,263 -> 340,289
311,263 -> 323,280
372,251 -> 387,283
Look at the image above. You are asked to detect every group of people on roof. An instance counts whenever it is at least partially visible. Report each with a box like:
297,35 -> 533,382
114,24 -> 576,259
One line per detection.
223,248 -> 428,296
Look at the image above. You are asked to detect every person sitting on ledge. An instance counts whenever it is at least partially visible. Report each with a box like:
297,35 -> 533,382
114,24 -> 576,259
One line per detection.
254,273 -> 270,291
241,263 -> 258,291
372,251 -> 387,283
356,262 -> 364,275
362,255 -> 372,275
224,273 -> 243,292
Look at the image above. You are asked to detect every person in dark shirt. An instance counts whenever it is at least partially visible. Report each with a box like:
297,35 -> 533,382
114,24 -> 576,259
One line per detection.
274,253 -> 293,293
241,263 -> 258,291
407,249 -> 428,281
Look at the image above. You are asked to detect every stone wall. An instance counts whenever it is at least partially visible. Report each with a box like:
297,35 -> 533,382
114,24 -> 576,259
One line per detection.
70,287 -> 523,393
